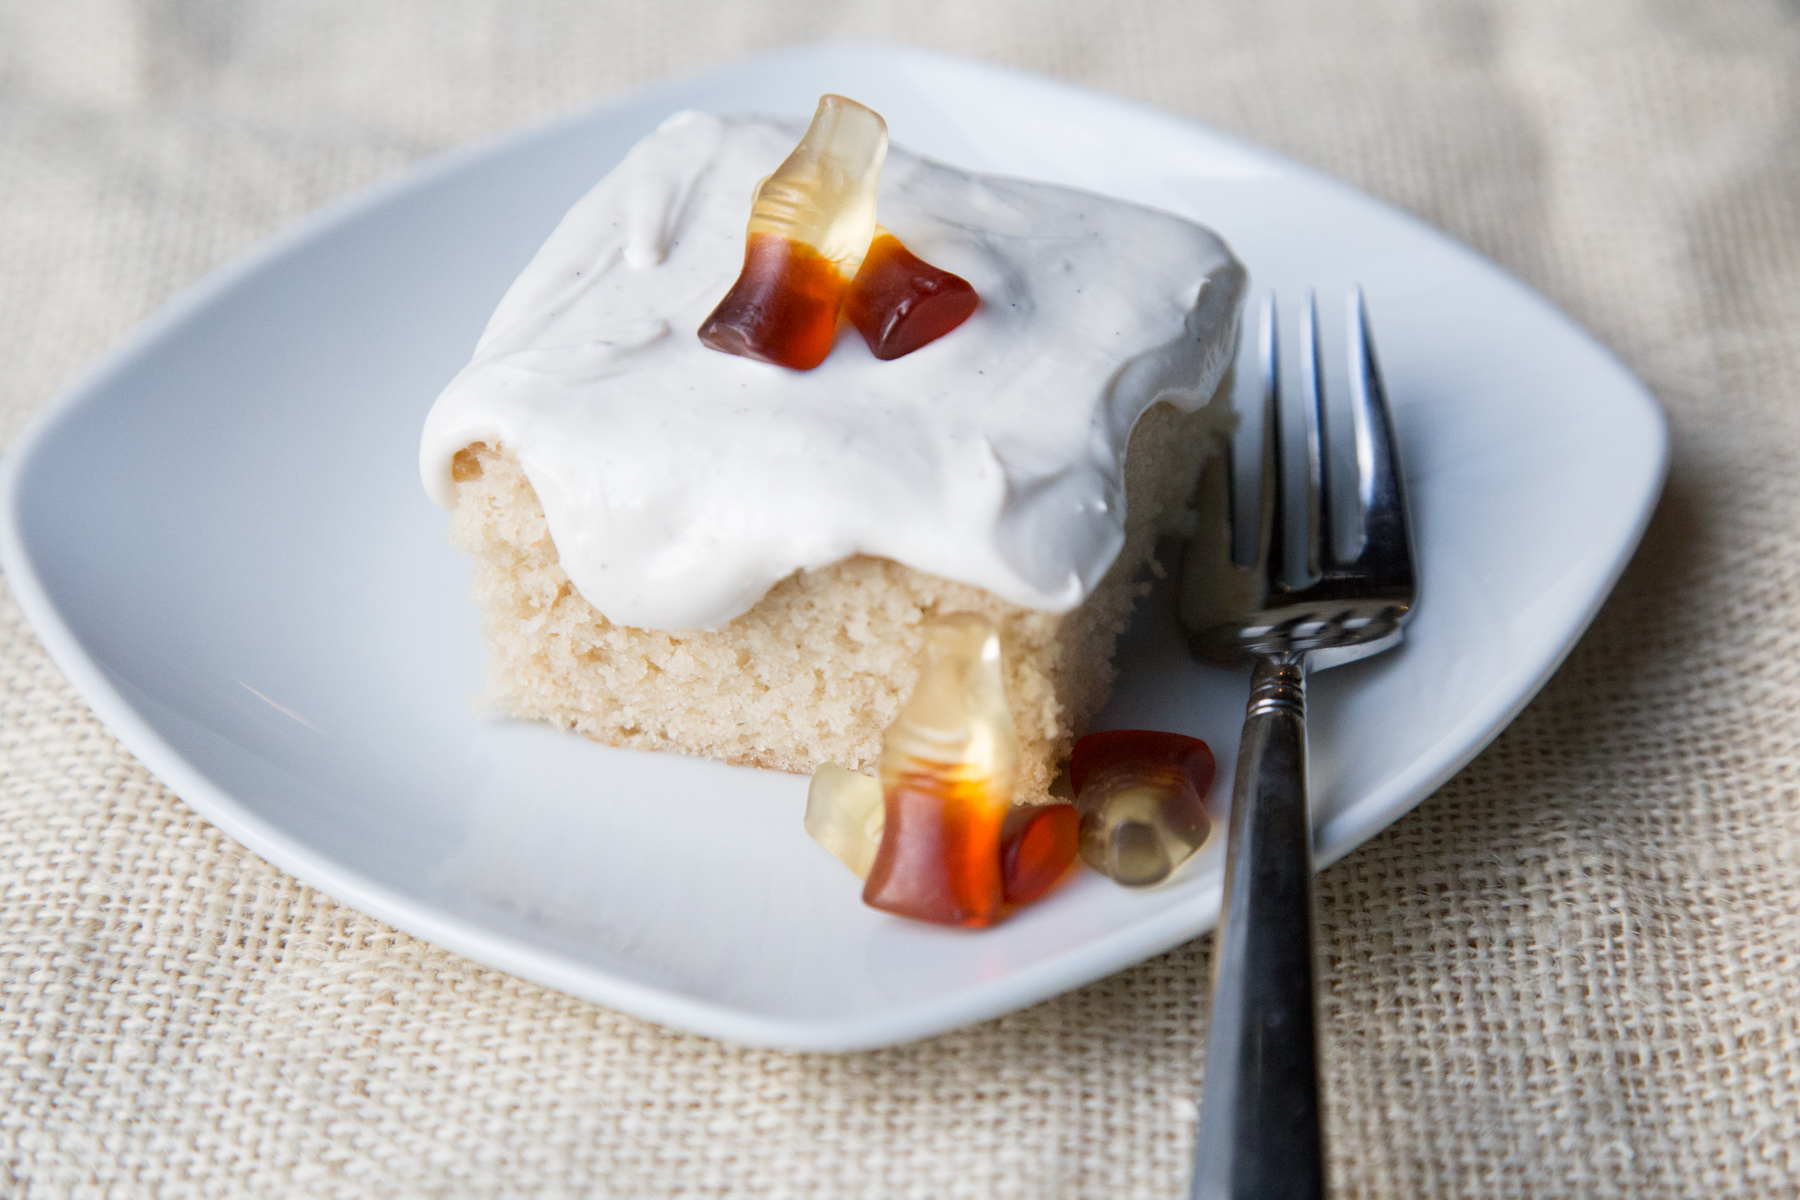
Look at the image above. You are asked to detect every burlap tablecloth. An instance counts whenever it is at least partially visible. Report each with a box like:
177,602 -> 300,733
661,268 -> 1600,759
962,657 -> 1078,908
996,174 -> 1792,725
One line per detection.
3,2 -> 1797,1195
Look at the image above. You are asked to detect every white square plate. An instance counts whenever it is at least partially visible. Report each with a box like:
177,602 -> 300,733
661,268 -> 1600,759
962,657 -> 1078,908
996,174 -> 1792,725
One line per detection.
0,44 -> 1665,1050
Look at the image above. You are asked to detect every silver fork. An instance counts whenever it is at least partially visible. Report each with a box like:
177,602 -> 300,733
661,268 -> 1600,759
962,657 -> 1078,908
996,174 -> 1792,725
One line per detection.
1180,289 -> 1416,1200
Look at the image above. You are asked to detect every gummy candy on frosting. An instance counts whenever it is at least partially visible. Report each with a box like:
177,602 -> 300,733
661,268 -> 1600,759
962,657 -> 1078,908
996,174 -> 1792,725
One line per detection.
697,95 -> 887,369
698,95 -> 979,369
844,225 -> 979,361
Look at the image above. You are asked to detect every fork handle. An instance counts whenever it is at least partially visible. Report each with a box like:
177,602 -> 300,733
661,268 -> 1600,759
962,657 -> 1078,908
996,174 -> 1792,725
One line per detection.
1191,653 -> 1325,1200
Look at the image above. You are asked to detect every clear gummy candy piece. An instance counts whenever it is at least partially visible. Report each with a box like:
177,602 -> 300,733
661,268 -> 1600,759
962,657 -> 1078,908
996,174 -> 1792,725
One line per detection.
698,94 -> 888,369
803,761 -> 885,879
746,94 -> 888,269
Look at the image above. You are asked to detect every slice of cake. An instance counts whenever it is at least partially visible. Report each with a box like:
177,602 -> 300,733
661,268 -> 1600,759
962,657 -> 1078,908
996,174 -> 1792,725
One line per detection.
420,110 -> 1246,804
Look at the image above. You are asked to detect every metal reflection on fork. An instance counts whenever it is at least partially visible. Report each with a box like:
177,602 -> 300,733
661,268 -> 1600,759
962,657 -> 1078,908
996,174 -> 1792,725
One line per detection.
1182,289 -> 1416,1200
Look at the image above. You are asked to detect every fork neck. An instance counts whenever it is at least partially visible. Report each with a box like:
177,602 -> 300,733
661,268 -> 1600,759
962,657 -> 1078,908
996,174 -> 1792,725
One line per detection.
1247,653 -> 1306,720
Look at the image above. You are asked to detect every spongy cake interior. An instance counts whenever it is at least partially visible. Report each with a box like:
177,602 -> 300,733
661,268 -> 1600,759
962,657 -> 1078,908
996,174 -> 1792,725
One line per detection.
444,390 -> 1232,805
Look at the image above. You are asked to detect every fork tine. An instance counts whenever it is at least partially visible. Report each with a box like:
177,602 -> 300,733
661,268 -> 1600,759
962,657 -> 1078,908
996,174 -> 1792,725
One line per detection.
1180,287 -> 1414,666
1301,290 -> 1331,578
1345,287 -> 1415,588
1258,294 -> 1283,588
1177,296 -> 1274,642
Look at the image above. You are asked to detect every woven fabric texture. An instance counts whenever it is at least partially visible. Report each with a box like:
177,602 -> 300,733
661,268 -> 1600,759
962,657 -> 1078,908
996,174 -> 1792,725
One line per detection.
3,2 -> 1798,1196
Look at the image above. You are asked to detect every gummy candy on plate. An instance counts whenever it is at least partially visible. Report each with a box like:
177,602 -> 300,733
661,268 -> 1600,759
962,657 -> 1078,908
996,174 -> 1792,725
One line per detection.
804,613 -> 1079,927
1070,729 -> 1216,887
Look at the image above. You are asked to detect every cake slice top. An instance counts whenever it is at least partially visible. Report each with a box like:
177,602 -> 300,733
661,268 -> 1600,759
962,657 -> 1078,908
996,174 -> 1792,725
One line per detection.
420,111 -> 1244,631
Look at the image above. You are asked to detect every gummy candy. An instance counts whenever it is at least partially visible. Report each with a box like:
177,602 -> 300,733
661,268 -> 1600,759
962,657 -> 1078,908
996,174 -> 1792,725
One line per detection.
844,227 -> 979,360
862,613 -> 1019,927
804,762 -> 885,879
1070,730 -> 1216,887
698,95 -> 887,369
802,613 -> 1080,923
998,802 -> 1080,905
698,239 -> 847,369
806,757 -> 1078,905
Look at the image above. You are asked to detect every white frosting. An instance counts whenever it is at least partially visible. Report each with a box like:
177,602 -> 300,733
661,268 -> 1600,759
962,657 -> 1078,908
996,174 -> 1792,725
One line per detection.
421,111 -> 1245,631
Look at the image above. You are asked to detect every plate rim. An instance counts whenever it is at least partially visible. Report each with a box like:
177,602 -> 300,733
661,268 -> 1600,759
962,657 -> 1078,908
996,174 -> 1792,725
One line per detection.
0,40 -> 1669,1051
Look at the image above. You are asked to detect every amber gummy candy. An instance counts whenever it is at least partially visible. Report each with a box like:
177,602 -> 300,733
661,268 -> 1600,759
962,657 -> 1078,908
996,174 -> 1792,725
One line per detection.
700,235 -> 847,369
698,95 -> 887,369
844,230 -> 980,360
1070,730 -> 1215,887
998,803 -> 1080,906
862,614 -> 1018,927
